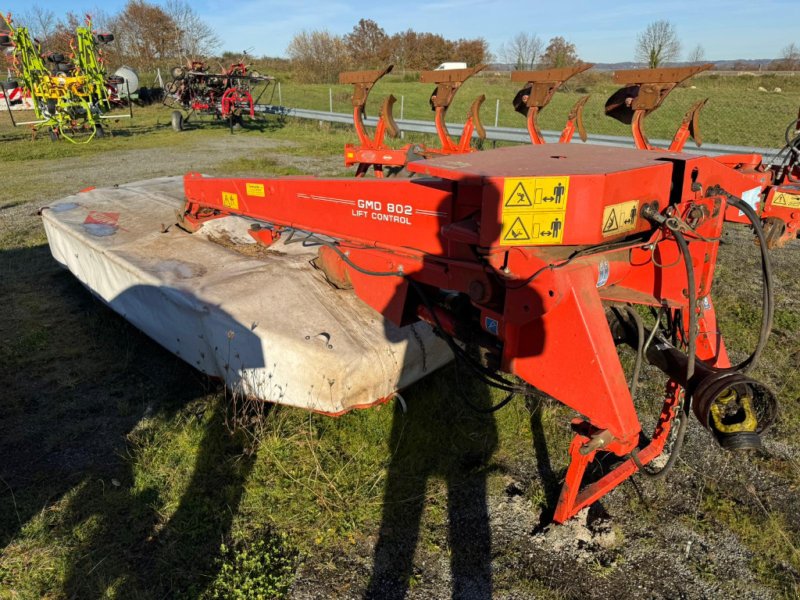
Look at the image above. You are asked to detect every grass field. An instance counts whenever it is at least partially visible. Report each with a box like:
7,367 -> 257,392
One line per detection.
1,100 -> 799,598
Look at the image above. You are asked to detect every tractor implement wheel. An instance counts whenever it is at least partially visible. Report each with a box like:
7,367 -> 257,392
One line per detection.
171,111 -> 184,132
95,124 -> 105,139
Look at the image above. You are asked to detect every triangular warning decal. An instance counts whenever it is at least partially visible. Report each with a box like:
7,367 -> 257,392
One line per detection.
602,210 -> 619,233
505,182 -> 533,207
503,217 -> 531,242
774,194 -> 787,206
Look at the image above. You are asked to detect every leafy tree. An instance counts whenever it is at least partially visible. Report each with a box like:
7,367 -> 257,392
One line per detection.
345,19 -> 388,68
453,38 -> 491,66
110,0 -> 178,68
541,36 -> 579,68
635,20 -> 681,68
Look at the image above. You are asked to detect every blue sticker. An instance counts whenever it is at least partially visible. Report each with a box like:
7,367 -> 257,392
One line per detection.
82,223 -> 118,237
597,259 -> 609,288
51,202 -> 79,212
485,317 -> 499,336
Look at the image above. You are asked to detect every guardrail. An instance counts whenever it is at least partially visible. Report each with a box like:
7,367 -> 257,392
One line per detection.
255,104 -> 782,161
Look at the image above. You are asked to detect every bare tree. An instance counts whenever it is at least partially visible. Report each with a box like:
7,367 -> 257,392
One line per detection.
779,43 -> 800,70
19,5 -> 58,42
541,36 -> 579,68
164,0 -> 219,60
287,29 -> 350,83
687,44 -> 705,64
499,32 -> 542,70
635,20 -> 681,68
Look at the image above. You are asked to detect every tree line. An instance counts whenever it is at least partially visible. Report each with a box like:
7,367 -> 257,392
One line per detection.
5,5 -> 798,81
287,19 -> 491,83
7,0 -> 219,70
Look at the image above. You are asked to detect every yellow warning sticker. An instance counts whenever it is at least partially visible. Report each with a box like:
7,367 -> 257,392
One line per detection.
246,182 -> 265,197
601,200 -> 639,237
501,176 -> 569,245
503,176 -> 570,212
222,191 -> 239,210
772,191 -> 800,209
501,212 -> 565,246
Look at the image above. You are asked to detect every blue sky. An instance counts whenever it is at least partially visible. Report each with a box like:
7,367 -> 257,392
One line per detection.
3,0 -> 798,61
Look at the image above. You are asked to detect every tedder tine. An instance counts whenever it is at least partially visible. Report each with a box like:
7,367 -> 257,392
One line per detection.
605,63 -> 713,150
379,94 -> 400,139
455,94 -> 486,152
560,94 -> 590,143
669,98 -> 708,152
339,65 -> 395,146
511,64 -> 593,145
420,64 -> 486,153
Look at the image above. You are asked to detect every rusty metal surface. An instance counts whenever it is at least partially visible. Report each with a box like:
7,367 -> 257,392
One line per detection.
612,63 -> 713,85
420,64 -> 485,108
339,65 -> 394,108
510,65 -> 592,84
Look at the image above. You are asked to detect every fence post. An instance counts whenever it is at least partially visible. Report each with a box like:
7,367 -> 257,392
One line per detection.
278,82 -> 282,106
495,98 -> 500,128
329,88 -> 333,113
400,95 -> 405,139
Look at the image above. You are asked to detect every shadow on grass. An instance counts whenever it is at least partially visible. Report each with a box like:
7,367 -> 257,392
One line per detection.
170,111 -> 287,135
0,244 -> 266,597
365,367 -> 498,599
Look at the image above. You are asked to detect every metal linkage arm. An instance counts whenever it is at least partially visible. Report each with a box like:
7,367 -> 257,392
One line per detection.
605,63 -> 713,150
420,64 -> 486,153
511,64 -> 593,144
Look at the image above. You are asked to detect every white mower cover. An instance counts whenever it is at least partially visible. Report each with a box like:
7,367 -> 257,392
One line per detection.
41,177 -> 453,414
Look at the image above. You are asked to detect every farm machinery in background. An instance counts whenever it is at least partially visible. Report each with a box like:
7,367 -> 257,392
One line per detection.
0,14 -> 132,143
340,63 -> 487,176
164,58 -> 275,132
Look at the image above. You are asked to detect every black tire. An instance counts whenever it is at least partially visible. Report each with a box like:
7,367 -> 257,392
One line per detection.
171,110 -> 184,132
95,124 -> 105,139
49,129 -> 59,142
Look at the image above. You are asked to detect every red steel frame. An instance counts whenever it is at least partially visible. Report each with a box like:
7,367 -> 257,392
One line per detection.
608,66 -> 800,248
178,143 -> 766,522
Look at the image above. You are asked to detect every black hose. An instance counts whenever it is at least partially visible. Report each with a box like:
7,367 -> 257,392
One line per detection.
721,194 -> 774,375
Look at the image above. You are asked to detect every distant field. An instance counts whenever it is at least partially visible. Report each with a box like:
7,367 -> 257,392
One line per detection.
271,71 -> 800,149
